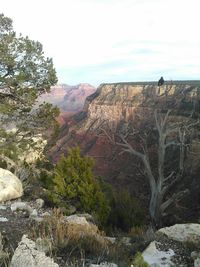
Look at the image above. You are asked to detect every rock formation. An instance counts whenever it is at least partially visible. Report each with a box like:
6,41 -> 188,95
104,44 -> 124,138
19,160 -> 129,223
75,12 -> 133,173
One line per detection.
142,223 -> 200,266
10,235 -> 59,267
0,168 -> 23,202
50,81 -> 200,177
49,81 -> 200,225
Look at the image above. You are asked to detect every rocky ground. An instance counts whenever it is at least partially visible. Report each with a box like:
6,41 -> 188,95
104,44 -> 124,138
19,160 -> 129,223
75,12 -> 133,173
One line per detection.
0,199 -> 49,249
1,168 -> 200,266
0,198 -> 122,267
142,224 -> 200,267
1,198 -> 200,266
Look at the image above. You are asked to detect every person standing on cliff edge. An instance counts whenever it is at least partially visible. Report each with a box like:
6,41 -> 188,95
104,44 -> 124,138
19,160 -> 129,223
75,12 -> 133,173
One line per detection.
158,76 -> 164,86
157,77 -> 164,95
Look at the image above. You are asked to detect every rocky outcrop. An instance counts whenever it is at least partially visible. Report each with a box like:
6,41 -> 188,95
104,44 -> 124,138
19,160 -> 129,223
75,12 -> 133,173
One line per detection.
158,224 -> 200,243
142,241 -> 175,266
64,214 -> 92,226
81,82 -> 200,130
11,202 -> 39,218
10,235 -> 59,267
0,168 -> 23,202
142,224 -> 200,267
49,81 -> 200,225
51,82 -> 200,158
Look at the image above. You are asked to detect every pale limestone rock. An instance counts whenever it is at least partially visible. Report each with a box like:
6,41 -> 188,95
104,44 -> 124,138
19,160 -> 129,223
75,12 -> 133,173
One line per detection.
11,202 -> 33,215
36,238 -> 52,253
195,258 -> 200,267
64,214 -> 90,226
35,198 -> 44,209
0,168 -> 23,202
158,224 -> 200,243
142,241 -> 175,267
10,235 -> 59,267
191,251 -> 200,260
0,217 -> 8,222
192,252 -> 200,267
30,209 -> 38,218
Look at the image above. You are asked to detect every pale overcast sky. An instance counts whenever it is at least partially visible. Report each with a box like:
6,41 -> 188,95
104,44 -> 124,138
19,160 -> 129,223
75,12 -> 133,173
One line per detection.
1,0 -> 200,86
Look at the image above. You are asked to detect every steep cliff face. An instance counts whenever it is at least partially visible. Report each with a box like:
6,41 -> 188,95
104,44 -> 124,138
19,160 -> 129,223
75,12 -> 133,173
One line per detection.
50,81 -> 199,169
84,84 -> 144,128
48,81 -> 200,225
76,82 -> 199,130
48,81 -> 200,223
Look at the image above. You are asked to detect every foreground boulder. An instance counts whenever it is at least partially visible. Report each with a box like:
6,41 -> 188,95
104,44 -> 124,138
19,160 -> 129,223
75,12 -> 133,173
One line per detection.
142,241 -> 175,266
158,224 -> 200,243
142,224 -> 200,267
0,168 -> 23,202
10,235 -> 59,267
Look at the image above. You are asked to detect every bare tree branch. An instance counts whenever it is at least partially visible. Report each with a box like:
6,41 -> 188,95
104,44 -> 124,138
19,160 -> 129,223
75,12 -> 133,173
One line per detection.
160,189 -> 190,214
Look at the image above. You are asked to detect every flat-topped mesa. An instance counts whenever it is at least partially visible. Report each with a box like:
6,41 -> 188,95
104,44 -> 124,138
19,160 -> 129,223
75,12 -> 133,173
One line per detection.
82,81 -> 200,130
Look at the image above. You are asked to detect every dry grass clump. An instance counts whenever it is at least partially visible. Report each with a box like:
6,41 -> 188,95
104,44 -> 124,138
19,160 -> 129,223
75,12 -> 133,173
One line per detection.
30,209 -> 115,264
30,209 -> 142,266
0,233 -> 11,267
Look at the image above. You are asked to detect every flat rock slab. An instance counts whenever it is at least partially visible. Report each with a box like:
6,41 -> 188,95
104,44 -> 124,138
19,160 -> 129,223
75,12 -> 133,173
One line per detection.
0,205 -> 7,210
0,217 -> 8,222
158,224 -> 200,243
142,241 -> 175,267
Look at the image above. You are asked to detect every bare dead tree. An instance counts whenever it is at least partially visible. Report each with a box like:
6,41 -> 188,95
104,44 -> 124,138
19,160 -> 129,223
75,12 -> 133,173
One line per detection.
97,85 -> 200,227
115,108 -> 200,227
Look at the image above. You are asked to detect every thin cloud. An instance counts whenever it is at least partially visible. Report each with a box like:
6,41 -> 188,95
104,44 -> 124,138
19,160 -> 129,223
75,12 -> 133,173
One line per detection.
1,0 -> 200,85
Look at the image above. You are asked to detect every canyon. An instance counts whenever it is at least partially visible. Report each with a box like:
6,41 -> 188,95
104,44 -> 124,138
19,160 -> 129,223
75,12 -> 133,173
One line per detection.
38,83 -> 96,125
48,81 -> 200,225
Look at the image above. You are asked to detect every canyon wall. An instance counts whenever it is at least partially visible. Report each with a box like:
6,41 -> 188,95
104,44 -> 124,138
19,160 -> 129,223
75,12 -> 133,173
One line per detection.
48,81 -> 200,225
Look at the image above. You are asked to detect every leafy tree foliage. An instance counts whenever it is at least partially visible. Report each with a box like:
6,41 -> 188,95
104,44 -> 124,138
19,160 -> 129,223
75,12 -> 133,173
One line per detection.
0,13 -> 59,161
107,190 -> 145,231
49,147 -> 109,225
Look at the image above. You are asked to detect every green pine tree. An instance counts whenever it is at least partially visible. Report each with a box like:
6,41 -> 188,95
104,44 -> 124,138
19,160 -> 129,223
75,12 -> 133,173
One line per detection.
0,13 -> 59,163
49,147 -> 110,225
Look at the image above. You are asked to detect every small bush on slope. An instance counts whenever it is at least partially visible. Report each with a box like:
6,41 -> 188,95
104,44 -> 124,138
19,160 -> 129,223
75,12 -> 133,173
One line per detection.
107,190 -> 145,232
131,252 -> 149,267
47,147 -> 110,225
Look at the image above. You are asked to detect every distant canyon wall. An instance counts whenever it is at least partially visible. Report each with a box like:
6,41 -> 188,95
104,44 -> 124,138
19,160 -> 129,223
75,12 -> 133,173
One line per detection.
80,82 -> 200,131
38,83 -> 96,124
